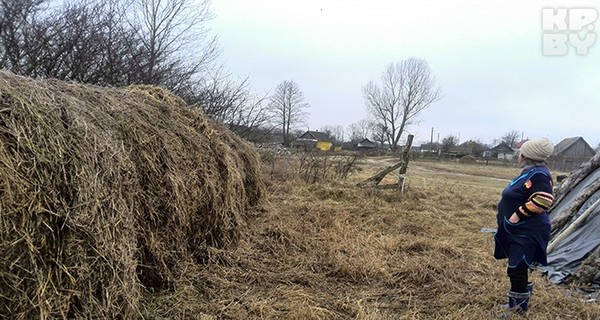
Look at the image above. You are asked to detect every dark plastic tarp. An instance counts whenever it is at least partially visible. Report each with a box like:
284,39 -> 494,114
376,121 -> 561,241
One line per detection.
542,167 -> 600,285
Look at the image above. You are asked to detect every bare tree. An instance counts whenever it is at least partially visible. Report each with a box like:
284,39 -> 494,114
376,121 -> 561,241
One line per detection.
268,80 -> 309,147
441,135 -> 459,153
129,0 -> 219,89
501,130 -> 521,148
347,119 -> 372,142
190,67 -> 252,121
370,121 -> 387,147
363,58 -> 441,152
92,0 -> 147,86
458,139 -> 489,157
184,66 -> 272,140
320,125 -> 344,143
26,1 -> 123,82
0,0 -> 46,73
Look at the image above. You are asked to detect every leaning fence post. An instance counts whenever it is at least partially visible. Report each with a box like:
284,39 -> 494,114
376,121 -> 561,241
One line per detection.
398,134 -> 414,193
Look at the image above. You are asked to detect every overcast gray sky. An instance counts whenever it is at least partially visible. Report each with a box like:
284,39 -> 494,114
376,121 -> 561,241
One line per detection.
209,0 -> 600,147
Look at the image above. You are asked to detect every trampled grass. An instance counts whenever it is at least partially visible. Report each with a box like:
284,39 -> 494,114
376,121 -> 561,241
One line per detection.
143,156 -> 600,319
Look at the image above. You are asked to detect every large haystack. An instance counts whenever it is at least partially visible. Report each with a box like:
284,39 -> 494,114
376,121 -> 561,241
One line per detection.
0,71 -> 264,319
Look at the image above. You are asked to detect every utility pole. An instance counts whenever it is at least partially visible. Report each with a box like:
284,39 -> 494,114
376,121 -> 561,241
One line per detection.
430,127 -> 434,153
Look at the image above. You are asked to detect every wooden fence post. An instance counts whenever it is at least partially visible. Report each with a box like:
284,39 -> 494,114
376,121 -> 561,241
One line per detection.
398,134 -> 414,193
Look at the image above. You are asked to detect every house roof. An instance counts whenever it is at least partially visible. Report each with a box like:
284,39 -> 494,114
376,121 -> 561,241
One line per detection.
491,142 -> 514,153
552,136 -> 592,156
357,138 -> 377,148
297,130 -> 332,142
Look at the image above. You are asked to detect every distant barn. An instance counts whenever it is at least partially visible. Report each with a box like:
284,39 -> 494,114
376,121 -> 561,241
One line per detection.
548,137 -> 596,172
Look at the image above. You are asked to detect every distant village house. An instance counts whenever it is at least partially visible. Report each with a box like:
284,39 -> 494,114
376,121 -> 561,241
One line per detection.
292,131 -> 333,151
548,137 -> 596,172
487,142 -> 516,160
419,142 -> 440,154
356,138 -> 377,151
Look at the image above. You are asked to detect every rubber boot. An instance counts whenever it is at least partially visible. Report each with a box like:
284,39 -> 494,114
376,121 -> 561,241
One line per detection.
500,291 -> 530,319
508,290 -> 530,312
501,282 -> 533,308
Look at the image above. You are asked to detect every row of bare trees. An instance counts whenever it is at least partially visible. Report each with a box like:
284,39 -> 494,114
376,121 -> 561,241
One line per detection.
0,0 -> 217,87
0,0 -> 281,140
0,1 -> 444,147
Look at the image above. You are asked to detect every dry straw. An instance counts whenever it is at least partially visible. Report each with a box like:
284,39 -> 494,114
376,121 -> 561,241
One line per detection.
0,71 -> 264,319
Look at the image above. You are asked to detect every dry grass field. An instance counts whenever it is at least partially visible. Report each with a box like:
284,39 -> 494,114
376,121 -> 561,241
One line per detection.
142,155 -> 600,319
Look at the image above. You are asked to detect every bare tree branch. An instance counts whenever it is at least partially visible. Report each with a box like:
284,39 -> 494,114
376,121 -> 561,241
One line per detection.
182,66 -> 274,141
129,0 -> 219,87
501,129 -> 521,147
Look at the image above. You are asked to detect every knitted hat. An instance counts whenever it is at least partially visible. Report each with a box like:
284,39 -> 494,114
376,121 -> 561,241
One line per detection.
520,138 -> 554,161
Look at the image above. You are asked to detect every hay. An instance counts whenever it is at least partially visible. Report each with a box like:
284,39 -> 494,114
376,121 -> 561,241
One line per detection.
0,71 -> 264,319
458,155 -> 478,164
178,160 -> 600,319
